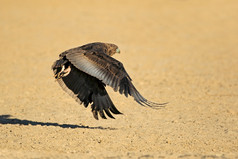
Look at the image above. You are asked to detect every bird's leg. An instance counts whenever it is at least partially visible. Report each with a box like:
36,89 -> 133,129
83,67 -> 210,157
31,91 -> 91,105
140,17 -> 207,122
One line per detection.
55,65 -> 71,80
61,66 -> 71,77
54,65 -> 65,80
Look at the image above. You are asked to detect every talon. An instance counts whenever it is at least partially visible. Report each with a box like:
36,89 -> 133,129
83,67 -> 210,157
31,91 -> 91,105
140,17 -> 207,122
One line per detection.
59,72 -> 64,78
61,65 -> 65,72
53,65 -> 71,80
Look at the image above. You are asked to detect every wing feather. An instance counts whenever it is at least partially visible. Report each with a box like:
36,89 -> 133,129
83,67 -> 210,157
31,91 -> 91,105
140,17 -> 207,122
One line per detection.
64,48 -> 166,108
53,62 -> 122,119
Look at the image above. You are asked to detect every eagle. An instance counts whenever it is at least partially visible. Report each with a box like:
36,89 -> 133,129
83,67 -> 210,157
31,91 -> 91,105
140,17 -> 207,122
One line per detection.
52,42 -> 166,120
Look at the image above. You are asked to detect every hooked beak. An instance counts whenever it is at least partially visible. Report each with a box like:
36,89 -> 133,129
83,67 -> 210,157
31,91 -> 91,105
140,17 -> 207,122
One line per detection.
116,48 -> 120,54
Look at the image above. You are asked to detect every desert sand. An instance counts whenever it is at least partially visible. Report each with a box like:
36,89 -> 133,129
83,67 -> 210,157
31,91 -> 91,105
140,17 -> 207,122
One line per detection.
0,0 -> 238,158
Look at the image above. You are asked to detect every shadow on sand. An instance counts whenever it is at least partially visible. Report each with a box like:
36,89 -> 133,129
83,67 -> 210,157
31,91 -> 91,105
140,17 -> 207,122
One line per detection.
0,114 -> 115,130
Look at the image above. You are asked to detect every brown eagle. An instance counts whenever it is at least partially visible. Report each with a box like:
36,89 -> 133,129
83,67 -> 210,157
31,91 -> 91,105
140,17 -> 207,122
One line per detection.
52,42 -> 166,120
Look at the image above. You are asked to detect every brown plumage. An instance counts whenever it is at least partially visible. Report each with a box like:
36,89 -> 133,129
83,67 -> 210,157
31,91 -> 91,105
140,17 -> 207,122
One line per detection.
52,42 -> 167,120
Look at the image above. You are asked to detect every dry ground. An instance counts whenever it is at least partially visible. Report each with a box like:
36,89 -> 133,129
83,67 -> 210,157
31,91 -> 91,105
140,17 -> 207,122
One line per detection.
0,0 -> 238,158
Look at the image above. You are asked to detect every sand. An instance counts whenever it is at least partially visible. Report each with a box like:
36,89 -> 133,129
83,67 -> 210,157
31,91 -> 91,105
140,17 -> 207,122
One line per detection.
0,0 -> 238,158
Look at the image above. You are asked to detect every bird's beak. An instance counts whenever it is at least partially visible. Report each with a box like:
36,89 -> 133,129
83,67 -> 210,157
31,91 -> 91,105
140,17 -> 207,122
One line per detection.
116,48 -> 120,54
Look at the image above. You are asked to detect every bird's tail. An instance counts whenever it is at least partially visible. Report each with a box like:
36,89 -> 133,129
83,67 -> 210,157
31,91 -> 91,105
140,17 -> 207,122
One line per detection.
91,93 -> 122,120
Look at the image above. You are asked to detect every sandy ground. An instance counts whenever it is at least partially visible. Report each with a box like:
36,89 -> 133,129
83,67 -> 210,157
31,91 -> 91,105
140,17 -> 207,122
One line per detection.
0,0 -> 238,158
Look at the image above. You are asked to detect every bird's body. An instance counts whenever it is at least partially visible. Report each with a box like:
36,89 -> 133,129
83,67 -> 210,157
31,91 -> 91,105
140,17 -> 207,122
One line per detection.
52,42 -> 166,119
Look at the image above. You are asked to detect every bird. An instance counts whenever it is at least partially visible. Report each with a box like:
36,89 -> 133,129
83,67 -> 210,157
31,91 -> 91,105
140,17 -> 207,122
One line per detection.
52,42 -> 167,120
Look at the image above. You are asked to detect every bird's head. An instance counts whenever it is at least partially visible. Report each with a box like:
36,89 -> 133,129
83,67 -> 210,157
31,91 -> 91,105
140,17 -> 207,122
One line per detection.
104,43 -> 120,56
82,42 -> 120,57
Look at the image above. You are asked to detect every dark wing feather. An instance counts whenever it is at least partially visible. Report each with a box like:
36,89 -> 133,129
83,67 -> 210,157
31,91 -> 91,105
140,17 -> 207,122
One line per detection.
53,62 -> 122,119
65,50 -> 166,108
56,64 -> 91,107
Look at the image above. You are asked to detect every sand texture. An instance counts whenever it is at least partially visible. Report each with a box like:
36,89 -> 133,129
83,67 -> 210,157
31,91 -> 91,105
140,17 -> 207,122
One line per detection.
0,0 -> 238,158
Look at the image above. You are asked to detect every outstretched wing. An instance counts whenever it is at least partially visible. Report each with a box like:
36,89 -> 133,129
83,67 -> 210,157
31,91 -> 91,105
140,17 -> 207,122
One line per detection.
54,62 -> 122,119
65,50 -> 166,108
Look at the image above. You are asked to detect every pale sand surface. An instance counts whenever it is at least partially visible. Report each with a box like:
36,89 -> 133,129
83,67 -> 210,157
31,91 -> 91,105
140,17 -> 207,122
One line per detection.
0,0 -> 238,158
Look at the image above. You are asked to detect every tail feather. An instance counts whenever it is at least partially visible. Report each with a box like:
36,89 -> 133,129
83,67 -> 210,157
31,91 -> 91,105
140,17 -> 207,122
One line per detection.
91,93 -> 122,120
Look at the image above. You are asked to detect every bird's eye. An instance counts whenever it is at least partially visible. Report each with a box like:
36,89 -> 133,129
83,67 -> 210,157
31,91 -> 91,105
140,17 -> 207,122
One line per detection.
116,48 -> 120,53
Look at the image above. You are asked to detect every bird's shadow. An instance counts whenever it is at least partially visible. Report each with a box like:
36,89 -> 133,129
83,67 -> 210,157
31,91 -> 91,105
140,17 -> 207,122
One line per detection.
0,114 -> 115,130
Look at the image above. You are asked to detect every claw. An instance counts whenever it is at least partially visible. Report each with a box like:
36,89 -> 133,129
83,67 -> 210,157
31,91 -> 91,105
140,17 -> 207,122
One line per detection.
53,65 -> 71,80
